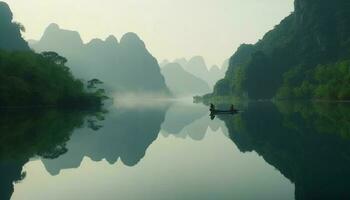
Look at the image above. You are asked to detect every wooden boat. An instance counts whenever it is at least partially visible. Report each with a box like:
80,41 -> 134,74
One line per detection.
210,109 -> 239,115
209,104 -> 239,115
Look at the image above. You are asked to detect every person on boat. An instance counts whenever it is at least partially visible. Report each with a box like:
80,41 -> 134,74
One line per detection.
210,103 -> 216,112
230,104 -> 235,112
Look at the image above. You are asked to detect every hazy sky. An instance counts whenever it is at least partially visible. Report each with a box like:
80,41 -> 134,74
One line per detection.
5,0 -> 294,67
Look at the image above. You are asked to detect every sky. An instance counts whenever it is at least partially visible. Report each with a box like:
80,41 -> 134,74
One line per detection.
5,0 -> 294,67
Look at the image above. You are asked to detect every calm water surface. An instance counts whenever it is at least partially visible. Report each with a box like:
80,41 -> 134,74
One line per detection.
1,101 -> 350,200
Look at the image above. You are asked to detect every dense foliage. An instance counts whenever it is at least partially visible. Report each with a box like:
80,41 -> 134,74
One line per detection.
208,0 -> 350,100
277,60 -> 350,100
0,51 -> 106,107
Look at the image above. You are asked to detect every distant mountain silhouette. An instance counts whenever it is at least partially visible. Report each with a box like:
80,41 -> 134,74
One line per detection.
173,58 -> 188,68
184,56 -> 210,82
161,63 -> 210,97
31,24 -> 170,95
221,59 -> 229,73
208,65 -> 223,86
159,59 -> 170,68
42,105 -> 168,175
0,2 -> 29,51
172,56 -> 227,88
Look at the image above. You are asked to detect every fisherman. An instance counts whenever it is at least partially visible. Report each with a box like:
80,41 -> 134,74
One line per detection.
210,103 -> 216,112
230,104 -> 235,112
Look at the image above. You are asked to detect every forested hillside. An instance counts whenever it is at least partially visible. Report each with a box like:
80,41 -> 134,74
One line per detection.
0,2 -> 105,107
208,0 -> 350,100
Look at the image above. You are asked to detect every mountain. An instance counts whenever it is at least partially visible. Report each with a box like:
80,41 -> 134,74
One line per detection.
173,58 -> 188,68
220,59 -> 229,74
26,39 -> 38,45
0,2 -> 29,51
115,33 -> 170,93
208,65 -> 223,86
159,59 -> 170,68
173,56 -> 227,88
161,63 -> 210,97
31,23 -> 87,77
208,0 -> 350,100
184,56 -> 209,80
31,24 -> 170,95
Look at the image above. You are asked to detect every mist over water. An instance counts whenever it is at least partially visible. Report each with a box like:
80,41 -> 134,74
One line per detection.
112,92 -> 198,109
113,93 -> 174,109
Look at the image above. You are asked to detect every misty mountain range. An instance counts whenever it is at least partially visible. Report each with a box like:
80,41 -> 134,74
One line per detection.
30,23 -> 170,96
161,63 -> 211,97
30,23 -> 228,97
161,56 -> 228,88
1,0 -> 226,99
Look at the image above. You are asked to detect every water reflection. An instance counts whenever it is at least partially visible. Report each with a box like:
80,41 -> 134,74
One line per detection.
161,102 -> 228,140
1,101 -> 350,200
0,160 -> 26,200
41,102 -> 227,177
0,109 -> 104,200
42,104 -> 169,175
219,102 -> 350,200
161,102 -> 207,134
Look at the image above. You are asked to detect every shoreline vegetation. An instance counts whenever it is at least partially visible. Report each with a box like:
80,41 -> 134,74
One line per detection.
0,50 -> 108,108
194,95 -> 350,107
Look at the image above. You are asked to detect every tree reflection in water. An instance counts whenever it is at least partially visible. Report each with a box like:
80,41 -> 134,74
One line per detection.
0,108 -> 105,200
219,102 -> 350,200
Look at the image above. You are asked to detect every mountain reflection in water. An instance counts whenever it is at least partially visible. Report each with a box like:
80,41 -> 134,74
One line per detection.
0,101 -> 349,200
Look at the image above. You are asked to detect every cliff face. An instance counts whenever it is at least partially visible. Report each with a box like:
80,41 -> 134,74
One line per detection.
0,2 -> 29,51
115,33 -> 169,93
211,0 -> 350,100
31,25 -> 170,95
